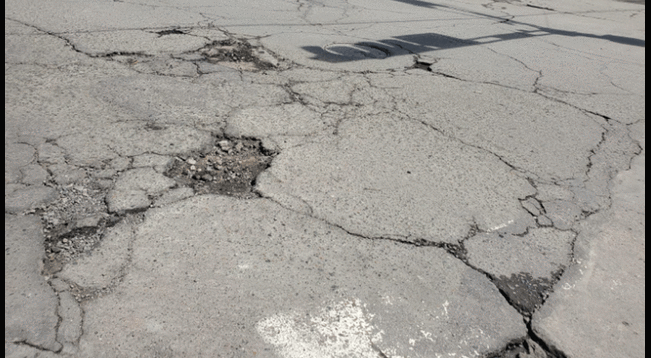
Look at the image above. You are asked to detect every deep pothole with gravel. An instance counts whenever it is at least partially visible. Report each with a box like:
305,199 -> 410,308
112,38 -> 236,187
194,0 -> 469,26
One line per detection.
165,137 -> 275,198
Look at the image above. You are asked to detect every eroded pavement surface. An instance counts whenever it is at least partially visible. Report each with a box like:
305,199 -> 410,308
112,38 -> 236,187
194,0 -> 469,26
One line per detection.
4,0 -> 645,356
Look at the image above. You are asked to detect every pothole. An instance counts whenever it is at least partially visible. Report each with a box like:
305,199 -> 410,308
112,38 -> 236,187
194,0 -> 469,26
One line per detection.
43,225 -> 107,276
164,137 -> 275,198
39,184 -> 119,276
199,39 -> 277,70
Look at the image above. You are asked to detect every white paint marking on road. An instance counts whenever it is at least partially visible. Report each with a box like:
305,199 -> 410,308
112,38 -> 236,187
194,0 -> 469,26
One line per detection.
488,220 -> 514,232
256,298 -> 387,358
420,330 -> 435,342
442,300 -> 450,318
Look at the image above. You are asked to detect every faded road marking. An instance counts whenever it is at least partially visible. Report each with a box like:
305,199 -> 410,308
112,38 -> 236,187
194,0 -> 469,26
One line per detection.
256,298 -> 385,358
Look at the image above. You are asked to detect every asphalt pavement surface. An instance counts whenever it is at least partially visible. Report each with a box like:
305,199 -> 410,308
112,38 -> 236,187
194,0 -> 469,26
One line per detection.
5,0 -> 645,356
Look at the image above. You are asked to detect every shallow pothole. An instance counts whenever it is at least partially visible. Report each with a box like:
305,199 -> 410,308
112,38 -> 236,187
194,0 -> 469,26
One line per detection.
39,184 -> 120,276
43,225 -> 108,276
165,137 -> 275,198
198,39 -> 277,70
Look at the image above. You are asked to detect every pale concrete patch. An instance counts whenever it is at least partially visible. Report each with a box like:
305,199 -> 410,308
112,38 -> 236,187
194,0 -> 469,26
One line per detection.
257,114 -> 535,243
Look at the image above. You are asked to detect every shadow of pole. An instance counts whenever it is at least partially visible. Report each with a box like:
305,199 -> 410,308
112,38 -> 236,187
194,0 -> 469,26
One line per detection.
302,0 -> 644,62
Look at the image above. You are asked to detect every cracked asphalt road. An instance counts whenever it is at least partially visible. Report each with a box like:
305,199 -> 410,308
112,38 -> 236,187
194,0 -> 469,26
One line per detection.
4,0 -> 645,356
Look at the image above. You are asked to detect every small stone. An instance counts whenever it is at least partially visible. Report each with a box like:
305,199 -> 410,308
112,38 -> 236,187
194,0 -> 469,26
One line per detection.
218,140 -> 232,151
235,142 -> 244,151
190,165 -> 196,171
187,158 -> 197,165
201,174 -> 213,181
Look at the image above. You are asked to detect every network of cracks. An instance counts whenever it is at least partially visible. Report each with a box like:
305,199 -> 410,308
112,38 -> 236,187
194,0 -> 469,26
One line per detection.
27,36 -> 582,358
34,139 -> 572,357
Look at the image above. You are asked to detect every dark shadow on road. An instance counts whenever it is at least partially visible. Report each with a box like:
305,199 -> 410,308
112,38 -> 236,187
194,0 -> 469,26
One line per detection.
392,0 -> 439,9
302,0 -> 644,62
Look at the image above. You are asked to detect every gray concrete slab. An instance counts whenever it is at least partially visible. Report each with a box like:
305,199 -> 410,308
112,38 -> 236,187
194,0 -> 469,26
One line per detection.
256,114 -> 536,243
5,186 -> 59,214
5,215 -> 61,352
78,196 -> 525,357
465,228 -> 575,280
532,151 -> 645,358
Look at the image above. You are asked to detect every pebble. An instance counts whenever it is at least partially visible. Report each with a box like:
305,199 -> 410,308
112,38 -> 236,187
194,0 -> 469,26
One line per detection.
218,140 -> 232,151
187,158 -> 197,165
